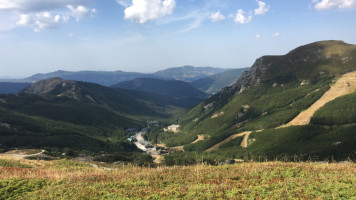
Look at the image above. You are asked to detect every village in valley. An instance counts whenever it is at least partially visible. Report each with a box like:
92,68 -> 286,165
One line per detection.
126,120 -> 181,163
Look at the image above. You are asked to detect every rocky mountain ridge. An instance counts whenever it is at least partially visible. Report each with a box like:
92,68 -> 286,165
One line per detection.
220,40 -> 356,96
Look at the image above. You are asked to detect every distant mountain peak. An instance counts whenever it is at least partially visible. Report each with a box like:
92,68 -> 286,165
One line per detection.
113,77 -> 208,107
22,77 -> 82,100
287,40 -> 351,61
153,66 -> 231,81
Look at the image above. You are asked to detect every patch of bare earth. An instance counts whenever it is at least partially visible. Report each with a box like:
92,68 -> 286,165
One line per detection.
152,155 -> 164,164
192,135 -> 205,144
205,131 -> 252,152
156,134 -> 205,153
204,72 -> 356,153
1,149 -> 43,159
280,71 -> 356,127
241,132 -> 251,148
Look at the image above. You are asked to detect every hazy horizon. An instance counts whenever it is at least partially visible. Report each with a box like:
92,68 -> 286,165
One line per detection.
1,0 -> 356,77
0,65 -> 245,79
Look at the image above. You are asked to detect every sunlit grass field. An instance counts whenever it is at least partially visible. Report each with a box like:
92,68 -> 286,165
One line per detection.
0,157 -> 355,199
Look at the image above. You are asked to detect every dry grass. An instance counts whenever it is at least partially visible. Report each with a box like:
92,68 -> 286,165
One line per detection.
0,157 -> 355,199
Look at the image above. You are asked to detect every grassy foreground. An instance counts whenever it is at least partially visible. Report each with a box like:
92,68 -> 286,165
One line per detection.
0,157 -> 355,199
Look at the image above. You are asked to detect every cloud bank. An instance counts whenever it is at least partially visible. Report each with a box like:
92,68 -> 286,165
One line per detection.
124,0 -> 176,23
313,0 -> 356,11
209,11 -> 225,22
0,0 -> 95,32
272,32 -> 280,37
232,1 -> 269,25
254,1 -> 270,15
234,9 -> 252,24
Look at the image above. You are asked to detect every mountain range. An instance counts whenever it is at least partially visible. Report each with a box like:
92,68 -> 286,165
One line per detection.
0,66 -> 244,95
0,82 -> 31,94
113,78 -> 208,107
158,40 -> 356,163
0,76 -> 193,155
190,68 -> 249,94
0,66 -> 232,86
1,40 -> 355,164
153,66 -> 230,82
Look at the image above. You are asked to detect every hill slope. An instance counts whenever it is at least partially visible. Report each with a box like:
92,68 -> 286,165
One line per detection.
0,82 -> 30,94
153,66 -> 231,81
0,158 -> 354,199
0,66 -> 231,86
0,70 -> 161,86
0,78 -> 185,155
282,71 -> 356,127
113,78 -> 208,107
191,68 -> 249,94
159,40 -> 356,162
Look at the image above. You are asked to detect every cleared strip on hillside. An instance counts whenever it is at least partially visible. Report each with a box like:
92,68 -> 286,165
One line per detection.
280,71 -> 356,127
192,135 -> 205,144
241,132 -> 251,148
205,131 -> 252,152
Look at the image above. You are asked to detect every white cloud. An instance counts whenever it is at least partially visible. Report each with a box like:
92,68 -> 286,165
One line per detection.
16,12 -> 63,32
67,5 -> 96,21
254,1 -> 270,15
160,11 -> 209,33
17,14 -> 33,25
117,0 -> 130,7
209,11 -> 225,22
255,34 -> 261,39
0,0 -> 96,32
0,0 -> 88,12
178,14 -> 207,32
124,0 -> 176,24
314,0 -> 356,10
234,9 -> 252,24
272,32 -> 280,37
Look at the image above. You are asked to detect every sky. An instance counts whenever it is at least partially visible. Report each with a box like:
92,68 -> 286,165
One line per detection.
0,0 -> 356,78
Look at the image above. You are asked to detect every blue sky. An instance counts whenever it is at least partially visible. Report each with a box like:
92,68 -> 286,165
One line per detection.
0,0 -> 356,77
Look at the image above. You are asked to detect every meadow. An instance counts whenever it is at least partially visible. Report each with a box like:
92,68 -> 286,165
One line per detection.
0,157 -> 355,199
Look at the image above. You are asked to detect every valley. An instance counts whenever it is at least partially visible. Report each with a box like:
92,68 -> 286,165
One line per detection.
1,0 -> 356,197
0,41 -> 355,166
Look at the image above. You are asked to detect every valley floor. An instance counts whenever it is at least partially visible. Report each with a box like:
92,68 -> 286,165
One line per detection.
0,156 -> 355,199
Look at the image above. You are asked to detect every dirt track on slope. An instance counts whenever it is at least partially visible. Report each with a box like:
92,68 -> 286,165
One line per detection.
205,131 -> 252,152
192,135 -> 205,144
241,132 -> 251,148
156,134 -> 205,152
0,149 -> 45,159
152,155 -> 164,164
281,71 -> 356,127
192,72 -> 356,153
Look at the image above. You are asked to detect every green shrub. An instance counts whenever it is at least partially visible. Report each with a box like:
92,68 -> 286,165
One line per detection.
0,179 -> 48,200
311,92 -> 356,125
0,159 -> 31,168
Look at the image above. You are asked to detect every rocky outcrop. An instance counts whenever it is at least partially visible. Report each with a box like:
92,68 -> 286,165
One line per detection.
232,57 -> 272,91
22,77 -> 76,95
220,40 -> 356,96
21,77 -> 84,101
201,40 -> 356,114
218,56 -> 273,96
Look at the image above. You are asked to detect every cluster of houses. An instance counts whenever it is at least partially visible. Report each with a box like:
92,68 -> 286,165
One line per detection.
163,124 -> 180,133
125,121 -> 180,156
126,128 -> 137,142
147,120 -> 160,128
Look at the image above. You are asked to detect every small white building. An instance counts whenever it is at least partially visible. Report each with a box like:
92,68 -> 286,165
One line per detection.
164,124 -> 180,133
